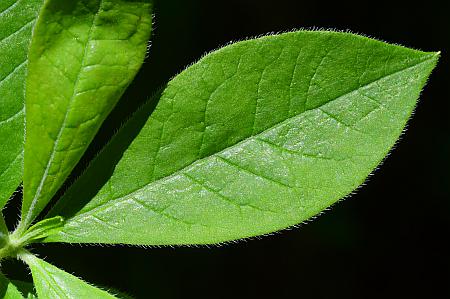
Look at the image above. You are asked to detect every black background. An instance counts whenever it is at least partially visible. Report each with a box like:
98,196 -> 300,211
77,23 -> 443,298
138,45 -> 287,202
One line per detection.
3,0 -> 450,298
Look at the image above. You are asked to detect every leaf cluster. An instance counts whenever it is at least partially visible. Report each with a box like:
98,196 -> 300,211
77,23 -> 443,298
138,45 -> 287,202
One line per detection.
0,0 -> 439,297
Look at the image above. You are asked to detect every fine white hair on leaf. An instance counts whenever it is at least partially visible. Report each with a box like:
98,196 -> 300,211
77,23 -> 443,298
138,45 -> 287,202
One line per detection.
161,26 -> 430,91
2,184 -> 22,214
144,12 -> 157,60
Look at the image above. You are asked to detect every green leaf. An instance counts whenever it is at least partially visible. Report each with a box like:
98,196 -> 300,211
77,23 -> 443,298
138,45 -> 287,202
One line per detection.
0,0 -> 43,209
10,280 -> 37,299
0,213 -> 8,237
0,214 -> 8,259
10,216 -> 64,247
0,272 -> 24,299
20,0 -> 153,230
19,252 -> 117,299
46,31 -> 438,245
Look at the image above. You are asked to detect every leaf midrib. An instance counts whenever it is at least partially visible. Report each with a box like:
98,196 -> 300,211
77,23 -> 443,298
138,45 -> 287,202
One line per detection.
22,0 -> 105,228
66,53 -> 436,222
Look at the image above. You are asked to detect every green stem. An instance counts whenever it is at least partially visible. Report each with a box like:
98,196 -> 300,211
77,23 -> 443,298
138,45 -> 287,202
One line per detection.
0,234 -> 20,261
1,216 -> 64,261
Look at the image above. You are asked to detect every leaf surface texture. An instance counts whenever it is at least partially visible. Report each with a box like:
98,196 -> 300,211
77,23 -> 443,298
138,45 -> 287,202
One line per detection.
47,31 -> 438,245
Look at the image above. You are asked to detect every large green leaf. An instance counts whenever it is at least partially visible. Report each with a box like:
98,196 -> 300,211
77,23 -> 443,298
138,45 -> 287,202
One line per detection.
46,31 -> 438,245
0,272 -> 24,299
19,252 -> 116,299
0,0 -> 43,209
20,0 -> 153,230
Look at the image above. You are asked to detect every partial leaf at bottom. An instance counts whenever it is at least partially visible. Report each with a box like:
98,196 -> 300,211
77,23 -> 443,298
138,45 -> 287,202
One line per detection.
10,280 -> 37,299
20,253 -> 116,299
0,272 -> 24,299
46,31 -> 439,245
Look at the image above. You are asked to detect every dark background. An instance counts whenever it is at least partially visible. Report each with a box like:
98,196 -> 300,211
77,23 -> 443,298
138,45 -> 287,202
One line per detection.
3,0 -> 450,298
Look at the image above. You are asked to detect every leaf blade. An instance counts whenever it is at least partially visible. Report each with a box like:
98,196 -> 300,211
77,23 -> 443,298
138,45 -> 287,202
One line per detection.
21,0 -> 153,229
46,31 -> 438,245
20,252 -> 117,299
0,272 -> 24,299
0,0 -> 43,209
9,280 -> 37,299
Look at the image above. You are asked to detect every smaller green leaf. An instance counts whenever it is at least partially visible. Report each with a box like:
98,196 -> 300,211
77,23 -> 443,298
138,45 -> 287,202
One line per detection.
10,280 -> 37,299
20,0 -> 154,231
0,213 -> 8,236
0,272 -> 24,299
19,252 -> 117,299
11,216 -> 64,246
1,214 -> 10,259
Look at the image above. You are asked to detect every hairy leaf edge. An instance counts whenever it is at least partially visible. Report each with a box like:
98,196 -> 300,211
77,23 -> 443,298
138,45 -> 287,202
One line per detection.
43,29 -> 440,246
